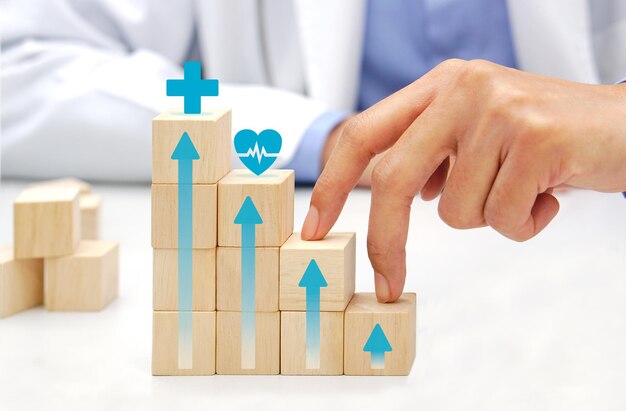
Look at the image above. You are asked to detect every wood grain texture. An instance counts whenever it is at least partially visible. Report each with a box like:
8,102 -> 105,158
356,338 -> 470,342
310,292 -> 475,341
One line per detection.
217,169 -> 294,247
153,248 -> 215,311
151,184 -> 217,249
14,187 -> 80,259
216,247 -> 278,312
152,311 -> 216,376
280,311 -> 343,375
152,109 -> 231,184
44,241 -> 119,311
216,311 -> 280,375
344,293 -> 416,376
79,194 -> 101,240
280,232 -> 355,311
29,177 -> 91,195
0,246 -> 43,318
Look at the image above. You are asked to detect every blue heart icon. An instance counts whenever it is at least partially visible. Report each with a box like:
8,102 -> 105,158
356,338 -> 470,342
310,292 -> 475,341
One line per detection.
234,129 -> 282,176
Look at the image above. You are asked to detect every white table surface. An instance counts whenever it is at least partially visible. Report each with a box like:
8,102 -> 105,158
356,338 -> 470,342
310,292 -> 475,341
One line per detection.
1,179 -> 625,411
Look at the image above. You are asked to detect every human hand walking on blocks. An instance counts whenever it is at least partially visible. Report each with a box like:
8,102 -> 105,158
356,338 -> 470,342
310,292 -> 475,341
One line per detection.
302,59 -> 626,303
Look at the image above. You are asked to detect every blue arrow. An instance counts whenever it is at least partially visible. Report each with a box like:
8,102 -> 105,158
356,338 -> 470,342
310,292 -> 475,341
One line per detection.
234,196 -> 262,369
298,259 -> 328,369
363,323 -> 392,369
171,131 -> 199,369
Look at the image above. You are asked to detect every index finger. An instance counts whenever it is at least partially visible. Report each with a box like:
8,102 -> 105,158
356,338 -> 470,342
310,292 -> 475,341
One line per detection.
301,62 -> 457,240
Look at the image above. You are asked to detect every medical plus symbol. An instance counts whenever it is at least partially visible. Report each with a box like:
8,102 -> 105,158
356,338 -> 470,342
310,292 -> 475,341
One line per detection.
166,62 -> 219,114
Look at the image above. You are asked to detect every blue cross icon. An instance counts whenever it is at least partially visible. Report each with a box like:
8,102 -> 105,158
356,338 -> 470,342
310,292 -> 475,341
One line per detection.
166,62 -> 219,114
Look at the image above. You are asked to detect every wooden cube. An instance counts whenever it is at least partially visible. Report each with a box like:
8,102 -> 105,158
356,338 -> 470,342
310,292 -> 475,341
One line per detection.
152,109 -> 231,184
280,232 -> 355,311
0,246 -> 43,318
216,311 -> 279,375
218,169 -> 294,247
216,247 -> 278,312
152,311 -> 216,375
344,293 -> 416,376
153,248 -> 215,311
80,194 -> 101,240
151,184 -> 216,249
14,187 -> 80,259
44,241 -> 119,311
29,177 -> 91,195
281,311 -> 343,375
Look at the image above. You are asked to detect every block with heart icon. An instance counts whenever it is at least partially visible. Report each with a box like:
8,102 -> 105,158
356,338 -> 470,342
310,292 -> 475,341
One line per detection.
217,169 -> 294,247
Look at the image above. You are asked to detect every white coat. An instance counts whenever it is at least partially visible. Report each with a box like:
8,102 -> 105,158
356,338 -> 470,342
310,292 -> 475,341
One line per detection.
1,0 -> 625,181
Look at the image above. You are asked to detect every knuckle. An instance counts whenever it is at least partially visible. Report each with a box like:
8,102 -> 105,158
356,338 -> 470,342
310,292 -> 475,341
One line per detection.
367,238 -> 406,266
438,197 -> 479,229
515,112 -> 555,144
483,197 -> 531,242
435,58 -> 466,74
341,113 -> 373,152
371,157 -> 399,190
483,199 -> 506,230
459,59 -> 497,84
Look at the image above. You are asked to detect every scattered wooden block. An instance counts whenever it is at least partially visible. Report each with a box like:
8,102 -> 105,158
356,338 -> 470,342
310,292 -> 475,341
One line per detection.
344,293 -> 416,376
216,311 -> 280,375
152,109 -> 231,184
217,169 -> 294,247
152,311 -> 216,375
79,193 -> 101,240
14,187 -> 80,259
280,311 -> 343,375
153,248 -> 215,311
216,247 -> 278,312
0,246 -> 43,318
280,232 -> 355,311
151,184 -> 217,249
29,177 -> 91,195
44,241 -> 119,311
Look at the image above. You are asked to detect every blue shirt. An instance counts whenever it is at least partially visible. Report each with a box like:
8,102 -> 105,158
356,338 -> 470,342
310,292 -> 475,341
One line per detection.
286,0 -> 517,183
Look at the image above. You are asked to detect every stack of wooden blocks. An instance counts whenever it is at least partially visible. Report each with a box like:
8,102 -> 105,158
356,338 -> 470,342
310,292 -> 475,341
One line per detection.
151,109 -> 416,376
1,179 -> 119,318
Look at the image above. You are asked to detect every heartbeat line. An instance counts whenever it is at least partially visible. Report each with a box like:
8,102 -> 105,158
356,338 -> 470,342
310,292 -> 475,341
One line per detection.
238,143 -> 278,164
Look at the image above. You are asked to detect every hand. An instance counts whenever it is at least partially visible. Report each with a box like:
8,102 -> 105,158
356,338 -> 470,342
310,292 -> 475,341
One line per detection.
303,59 -> 626,303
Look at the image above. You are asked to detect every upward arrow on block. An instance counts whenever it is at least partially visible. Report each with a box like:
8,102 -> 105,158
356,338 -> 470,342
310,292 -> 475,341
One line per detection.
234,196 -> 262,369
298,259 -> 328,369
363,323 -> 392,370
171,131 -> 200,370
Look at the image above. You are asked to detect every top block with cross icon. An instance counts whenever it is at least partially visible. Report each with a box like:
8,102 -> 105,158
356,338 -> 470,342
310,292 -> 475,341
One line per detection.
153,62 -> 231,184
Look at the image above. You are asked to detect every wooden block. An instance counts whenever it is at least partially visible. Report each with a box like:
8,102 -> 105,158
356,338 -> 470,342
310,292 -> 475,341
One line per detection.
216,311 -> 280,375
14,187 -> 80,259
44,241 -> 119,311
151,184 -> 216,249
216,247 -> 278,312
152,311 -> 216,375
80,194 -> 101,240
29,177 -> 91,195
153,248 -> 215,311
152,109 -> 231,184
280,232 -> 355,311
218,169 -> 294,247
280,311 -> 343,375
344,293 -> 416,376
0,246 -> 43,318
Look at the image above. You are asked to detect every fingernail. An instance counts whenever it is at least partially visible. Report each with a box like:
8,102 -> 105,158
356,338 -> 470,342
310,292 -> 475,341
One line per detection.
375,272 -> 391,303
301,205 -> 319,240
